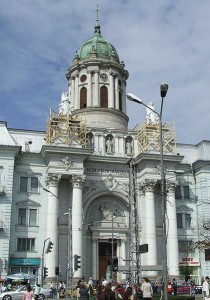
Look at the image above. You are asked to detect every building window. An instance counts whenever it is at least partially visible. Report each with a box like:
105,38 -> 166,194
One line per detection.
80,87 -> 87,108
175,185 -> 190,200
177,213 -> 191,229
183,186 -> 190,199
17,238 -> 35,251
175,186 -> 182,199
178,240 -> 193,254
100,86 -> 108,108
18,208 -> 37,226
177,213 -> 183,228
18,209 -> 26,225
80,75 -> 87,82
20,176 -> 39,193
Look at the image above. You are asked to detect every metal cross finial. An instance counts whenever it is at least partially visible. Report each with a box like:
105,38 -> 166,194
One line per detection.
94,4 -> 100,21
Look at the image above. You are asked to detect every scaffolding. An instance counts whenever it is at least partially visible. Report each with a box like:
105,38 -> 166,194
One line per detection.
137,122 -> 176,154
46,110 -> 88,147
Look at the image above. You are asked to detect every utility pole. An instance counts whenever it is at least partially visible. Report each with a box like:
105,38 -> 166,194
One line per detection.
128,159 -> 141,291
66,209 -> 73,295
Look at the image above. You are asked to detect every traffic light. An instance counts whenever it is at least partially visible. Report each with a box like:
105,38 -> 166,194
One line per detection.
112,257 -> 118,272
43,267 -> 48,278
139,243 -> 149,254
46,240 -> 53,253
74,254 -> 81,271
55,265 -> 60,275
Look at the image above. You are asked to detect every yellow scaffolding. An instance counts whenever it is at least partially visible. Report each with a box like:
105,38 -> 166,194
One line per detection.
137,122 -> 176,154
46,110 -> 87,147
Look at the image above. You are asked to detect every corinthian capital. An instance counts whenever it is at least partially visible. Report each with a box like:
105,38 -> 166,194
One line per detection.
144,179 -> 157,192
166,181 -> 176,194
45,173 -> 61,187
72,176 -> 83,188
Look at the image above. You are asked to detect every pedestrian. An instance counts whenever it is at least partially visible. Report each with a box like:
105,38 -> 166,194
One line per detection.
88,277 -> 93,287
111,283 -> 122,300
123,286 -> 132,300
141,278 -> 153,300
172,278 -> 178,295
79,283 -> 89,300
34,283 -> 41,300
202,276 -> 209,300
97,284 -> 116,300
77,279 -> 82,299
22,284 -> 34,300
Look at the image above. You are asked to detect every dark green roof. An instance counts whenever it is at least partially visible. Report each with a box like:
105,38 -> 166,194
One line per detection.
76,22 -> 120,63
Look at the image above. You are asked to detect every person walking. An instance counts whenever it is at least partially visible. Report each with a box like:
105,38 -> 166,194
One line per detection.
97,284 -> 116,300
34,283 -> 41,300
202,276 -> 209,300
22,284 -> 34,300
142,278 -> 153,300
122,286 -> 132,300
79,283 -> 90,300
172,278 -> 178,296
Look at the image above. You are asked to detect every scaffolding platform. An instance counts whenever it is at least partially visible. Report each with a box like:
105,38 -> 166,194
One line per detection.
46,110 -> 87,147
137,122 -> 176,154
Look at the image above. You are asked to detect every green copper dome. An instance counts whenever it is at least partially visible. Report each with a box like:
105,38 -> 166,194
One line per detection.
76,22 -> 120,63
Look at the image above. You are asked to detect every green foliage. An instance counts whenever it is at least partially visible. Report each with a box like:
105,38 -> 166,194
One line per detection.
179,265 -> 194,282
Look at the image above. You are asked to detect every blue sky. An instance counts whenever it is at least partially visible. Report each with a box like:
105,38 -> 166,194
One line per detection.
0,0 -> 210,144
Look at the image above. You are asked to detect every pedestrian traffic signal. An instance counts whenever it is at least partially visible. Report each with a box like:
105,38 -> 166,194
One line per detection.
55,265 -> 60,275
46,240 -> 53,253
74,254 -> 81,271
44,267 -> 48,278
112,257 -> 118,272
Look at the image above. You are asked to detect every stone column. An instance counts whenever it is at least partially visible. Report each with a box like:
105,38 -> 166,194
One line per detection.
120,240 -> 126,281
122,80 -> 127,114
115,75 -> 119,109
109,72 -> 114,108
144,180 -> 157,270
87,71 -> 92,107
72,176 -> 83,278
94,71 -> 99,107
166,182 -> 179,276
45,174 -> 61,279
92,239 -> 98,280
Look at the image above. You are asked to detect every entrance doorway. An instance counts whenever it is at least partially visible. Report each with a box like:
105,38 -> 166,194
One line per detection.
99,241 -> 117,280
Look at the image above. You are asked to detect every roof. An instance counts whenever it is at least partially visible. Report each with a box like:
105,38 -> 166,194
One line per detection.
76,21 -> 120,63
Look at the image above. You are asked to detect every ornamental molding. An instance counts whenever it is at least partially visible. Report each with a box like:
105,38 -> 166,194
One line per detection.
83,175 -> 129,199
166,181 -> 176,193
60,156 -> 75,171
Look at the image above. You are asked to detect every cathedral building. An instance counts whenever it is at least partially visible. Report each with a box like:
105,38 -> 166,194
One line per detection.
0,16 -> 210,284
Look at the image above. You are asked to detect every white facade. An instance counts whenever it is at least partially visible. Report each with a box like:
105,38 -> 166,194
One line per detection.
0,20 -> 210,285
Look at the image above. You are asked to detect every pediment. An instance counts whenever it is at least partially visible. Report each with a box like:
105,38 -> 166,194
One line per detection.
16,199 -> 41,207
176,204 -> 193,212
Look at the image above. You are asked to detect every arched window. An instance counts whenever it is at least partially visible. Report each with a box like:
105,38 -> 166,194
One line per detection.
119,91 -> 122,111
80,87 -> 87,109
100,86 -> 108,108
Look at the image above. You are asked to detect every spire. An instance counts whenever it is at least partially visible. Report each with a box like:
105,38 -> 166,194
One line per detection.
94,4 -> 101,35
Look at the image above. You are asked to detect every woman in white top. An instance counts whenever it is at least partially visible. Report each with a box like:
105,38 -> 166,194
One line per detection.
142,277 -> 153,300
202,276 -> 209,299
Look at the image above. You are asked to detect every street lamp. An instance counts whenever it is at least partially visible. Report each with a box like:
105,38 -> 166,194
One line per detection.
127,82 -> 169,300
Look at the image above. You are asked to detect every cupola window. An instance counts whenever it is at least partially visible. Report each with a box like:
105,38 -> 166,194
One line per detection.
100,86 -> 108,108
119,92 -> 122,111
80,87 -> 87,109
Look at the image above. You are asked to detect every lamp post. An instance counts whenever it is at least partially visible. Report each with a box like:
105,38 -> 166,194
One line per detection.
127,82 -> 169,300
